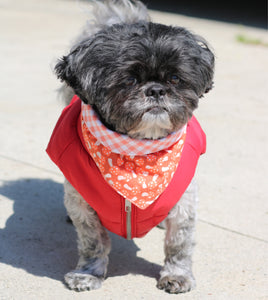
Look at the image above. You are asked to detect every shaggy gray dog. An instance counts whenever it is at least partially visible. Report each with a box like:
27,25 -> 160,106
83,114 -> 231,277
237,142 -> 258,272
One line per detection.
54,0 -> 214,294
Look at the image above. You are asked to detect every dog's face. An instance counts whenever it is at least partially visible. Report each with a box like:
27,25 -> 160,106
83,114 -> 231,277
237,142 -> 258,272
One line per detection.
56,22 -> 214,139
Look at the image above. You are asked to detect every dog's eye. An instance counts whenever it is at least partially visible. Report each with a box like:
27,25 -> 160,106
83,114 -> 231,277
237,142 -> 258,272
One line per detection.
125,77 -> 137,86
169,75 -> 180,85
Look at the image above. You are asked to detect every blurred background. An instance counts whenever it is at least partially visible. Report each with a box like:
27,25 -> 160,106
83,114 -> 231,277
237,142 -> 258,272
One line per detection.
143,0 -> 267,28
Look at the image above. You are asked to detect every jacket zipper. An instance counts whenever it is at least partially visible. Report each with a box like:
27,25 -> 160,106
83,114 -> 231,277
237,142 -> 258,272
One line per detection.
125,199 -> 132,240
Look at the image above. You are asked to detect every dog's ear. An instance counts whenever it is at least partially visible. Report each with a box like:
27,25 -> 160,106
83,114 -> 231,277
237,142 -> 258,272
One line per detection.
194,35 -> 215,96
55,54 -> 81,91
55,50 -> 90,103
55,56 -> 69,82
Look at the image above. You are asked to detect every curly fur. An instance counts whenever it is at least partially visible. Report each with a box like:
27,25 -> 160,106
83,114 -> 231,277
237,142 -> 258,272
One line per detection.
55,0 -> 214,294
55,1 -> 214,140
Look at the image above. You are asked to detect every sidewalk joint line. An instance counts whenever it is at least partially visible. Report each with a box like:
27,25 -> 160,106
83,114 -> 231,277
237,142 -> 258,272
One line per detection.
0,154 -> 62,177
199,219 -> 267,243
1,155 -> 266,244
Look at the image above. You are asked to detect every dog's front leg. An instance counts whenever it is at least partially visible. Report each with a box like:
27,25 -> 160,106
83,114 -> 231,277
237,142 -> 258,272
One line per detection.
157,179 -> 198,294
63,180 -> 111,292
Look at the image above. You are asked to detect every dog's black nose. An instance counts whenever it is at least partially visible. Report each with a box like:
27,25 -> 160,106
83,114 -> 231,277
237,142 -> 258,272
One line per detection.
145,84 -> 166,99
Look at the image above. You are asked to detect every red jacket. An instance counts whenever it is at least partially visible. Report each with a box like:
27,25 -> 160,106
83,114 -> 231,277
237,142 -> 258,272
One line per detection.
46,96 -> 206,239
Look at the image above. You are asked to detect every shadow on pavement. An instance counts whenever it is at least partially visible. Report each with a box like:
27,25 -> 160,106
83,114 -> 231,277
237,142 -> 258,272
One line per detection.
0,178 -> 161,283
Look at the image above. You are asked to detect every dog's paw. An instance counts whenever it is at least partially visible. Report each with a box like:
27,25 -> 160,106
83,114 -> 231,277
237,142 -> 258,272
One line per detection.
64,271 -> 103,292
157,274 -> 196,294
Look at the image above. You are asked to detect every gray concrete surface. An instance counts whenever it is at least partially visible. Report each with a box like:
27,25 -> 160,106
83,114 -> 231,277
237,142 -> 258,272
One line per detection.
0,0 -> 267,299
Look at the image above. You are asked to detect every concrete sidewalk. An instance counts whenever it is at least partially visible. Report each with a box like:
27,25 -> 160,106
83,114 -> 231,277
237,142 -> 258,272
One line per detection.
0,0 -> 267,299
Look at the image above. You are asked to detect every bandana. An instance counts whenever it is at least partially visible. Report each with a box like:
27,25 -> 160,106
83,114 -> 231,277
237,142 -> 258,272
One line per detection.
81,102 -> 186,156
81,103 -> 187,210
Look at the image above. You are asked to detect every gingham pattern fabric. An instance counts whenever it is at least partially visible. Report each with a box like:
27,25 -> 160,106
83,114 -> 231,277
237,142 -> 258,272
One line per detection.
81,102 -> 187,156
81,102 -> 187,209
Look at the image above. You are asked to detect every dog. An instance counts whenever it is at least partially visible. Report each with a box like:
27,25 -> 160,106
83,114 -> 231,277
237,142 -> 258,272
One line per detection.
47,0 -> 214,294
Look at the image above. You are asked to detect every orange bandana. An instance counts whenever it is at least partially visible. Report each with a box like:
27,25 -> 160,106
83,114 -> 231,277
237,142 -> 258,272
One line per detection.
81,105 -> 187,210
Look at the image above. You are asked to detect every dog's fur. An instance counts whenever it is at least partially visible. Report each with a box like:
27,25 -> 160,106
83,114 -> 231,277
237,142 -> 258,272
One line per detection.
55,0 -> 214,294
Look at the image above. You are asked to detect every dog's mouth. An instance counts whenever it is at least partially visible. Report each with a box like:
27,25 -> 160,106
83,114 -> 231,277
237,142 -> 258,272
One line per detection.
145,106 -> 167,114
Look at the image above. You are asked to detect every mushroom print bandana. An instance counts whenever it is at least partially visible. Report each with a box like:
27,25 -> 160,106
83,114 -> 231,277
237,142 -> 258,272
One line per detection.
81,102 -> 187,210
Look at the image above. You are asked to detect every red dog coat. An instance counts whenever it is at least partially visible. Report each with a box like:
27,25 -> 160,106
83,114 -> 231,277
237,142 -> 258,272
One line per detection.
46,96 -> 206,239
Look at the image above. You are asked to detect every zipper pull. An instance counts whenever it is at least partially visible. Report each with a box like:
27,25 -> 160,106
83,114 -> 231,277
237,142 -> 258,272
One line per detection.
125,199 -> 132,240
125,199 -> 132,213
